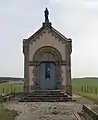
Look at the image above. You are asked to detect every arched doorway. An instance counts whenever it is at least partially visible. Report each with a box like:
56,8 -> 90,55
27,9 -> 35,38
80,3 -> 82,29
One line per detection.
33,46 -> 62,90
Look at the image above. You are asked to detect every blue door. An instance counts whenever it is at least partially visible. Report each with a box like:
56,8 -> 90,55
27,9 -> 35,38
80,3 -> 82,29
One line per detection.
39,62 -> 56,90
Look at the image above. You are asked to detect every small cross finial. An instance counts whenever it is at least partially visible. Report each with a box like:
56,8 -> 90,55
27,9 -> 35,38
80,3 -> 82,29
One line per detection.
44,8 -> 49,23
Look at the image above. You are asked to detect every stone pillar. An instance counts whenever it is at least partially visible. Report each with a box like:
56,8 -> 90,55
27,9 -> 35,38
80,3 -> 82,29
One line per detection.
60,66 -> 66,92
32,65 -> 40,90
56,64 -> 61,89
66,55 -> 72,96
23,41 -> 29,93
65,41 -> 72,96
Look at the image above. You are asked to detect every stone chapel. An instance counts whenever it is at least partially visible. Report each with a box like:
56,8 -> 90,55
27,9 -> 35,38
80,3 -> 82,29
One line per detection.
23,8 -> 72,96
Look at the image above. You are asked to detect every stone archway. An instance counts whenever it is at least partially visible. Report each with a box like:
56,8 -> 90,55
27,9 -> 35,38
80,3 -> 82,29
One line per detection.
32,46 -> 63,90
33,46 -> 62,62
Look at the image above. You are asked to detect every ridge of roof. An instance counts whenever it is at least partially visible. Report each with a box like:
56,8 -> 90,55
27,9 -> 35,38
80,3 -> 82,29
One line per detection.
23,22 -> 72,43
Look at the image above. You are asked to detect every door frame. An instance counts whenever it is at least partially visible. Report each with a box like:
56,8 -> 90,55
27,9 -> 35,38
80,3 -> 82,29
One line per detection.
39,61 -> 56,90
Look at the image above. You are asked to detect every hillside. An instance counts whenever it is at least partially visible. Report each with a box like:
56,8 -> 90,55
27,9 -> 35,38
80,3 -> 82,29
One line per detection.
0,77 -> 24,83
72,77 -> 98,80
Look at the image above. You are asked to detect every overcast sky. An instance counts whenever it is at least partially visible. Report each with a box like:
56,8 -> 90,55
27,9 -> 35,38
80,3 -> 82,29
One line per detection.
0,0 -> 98,78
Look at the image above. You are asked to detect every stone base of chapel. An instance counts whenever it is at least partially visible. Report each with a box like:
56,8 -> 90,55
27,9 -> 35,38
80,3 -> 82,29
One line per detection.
20,85 -> 72,102
19,89 -> 73,102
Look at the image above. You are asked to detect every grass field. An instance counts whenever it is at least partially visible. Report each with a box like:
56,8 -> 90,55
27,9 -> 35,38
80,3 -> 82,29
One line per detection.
0,78 -> 98,104
72,77 -> 98,92
0,81 -> 22,120
0,81 -> 23,94
0,78 -> 98,94
72,77 -> 98,104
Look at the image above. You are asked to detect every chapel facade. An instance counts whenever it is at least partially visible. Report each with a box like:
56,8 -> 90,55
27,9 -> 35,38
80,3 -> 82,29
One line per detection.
23,9 -> 72,96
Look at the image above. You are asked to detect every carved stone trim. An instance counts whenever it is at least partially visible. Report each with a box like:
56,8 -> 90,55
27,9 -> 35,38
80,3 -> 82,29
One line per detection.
50,30 -> 66,44
32,66 -> 40,90
33,46 -> 62,62
29,60 -> 66,66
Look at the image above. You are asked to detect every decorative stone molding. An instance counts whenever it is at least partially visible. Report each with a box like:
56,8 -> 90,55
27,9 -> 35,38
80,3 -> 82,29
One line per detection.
29,60 -> 66,66
33,46 -> 62,62
32,66 -> 39,89
28,27 -> 68,45
29,32 -> 44,44
31,46 -> 64,90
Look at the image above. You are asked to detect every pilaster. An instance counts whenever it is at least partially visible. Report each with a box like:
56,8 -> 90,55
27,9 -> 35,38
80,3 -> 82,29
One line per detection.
23,41 -> 29,93
65,41 -> 72,96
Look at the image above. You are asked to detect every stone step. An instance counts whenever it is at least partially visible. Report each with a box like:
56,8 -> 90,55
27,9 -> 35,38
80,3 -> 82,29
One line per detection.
32,90 -> 60,93
19,97 -> 72,102
19,90 -> 72,102
32,90 -> 60,94
25,92 -> 61,95
23,96 -> 70,99
19,96 -> 72,102
24,91 -> 67,96
19,99 -> 72,102
25,94 -> 68,97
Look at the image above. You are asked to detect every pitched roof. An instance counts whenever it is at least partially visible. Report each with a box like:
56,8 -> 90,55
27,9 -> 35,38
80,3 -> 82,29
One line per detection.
23,22 -> 72,43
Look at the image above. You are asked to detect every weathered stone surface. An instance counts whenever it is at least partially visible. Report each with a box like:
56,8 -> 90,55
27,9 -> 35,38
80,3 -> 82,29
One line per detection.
5,102 -> 77,120
4,94 -> 98,120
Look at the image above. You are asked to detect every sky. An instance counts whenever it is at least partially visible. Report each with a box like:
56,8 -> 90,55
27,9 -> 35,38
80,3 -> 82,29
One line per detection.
0,0 -> 98,78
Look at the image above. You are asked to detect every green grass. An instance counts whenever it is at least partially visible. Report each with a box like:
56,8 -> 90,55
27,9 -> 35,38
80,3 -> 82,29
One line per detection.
0,81 -> 23,94
0,81 -> 21,120
72,77 -> 98,104
77,92 -> 98,104
72,78 -> 98,93
0,107 -> 18,120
